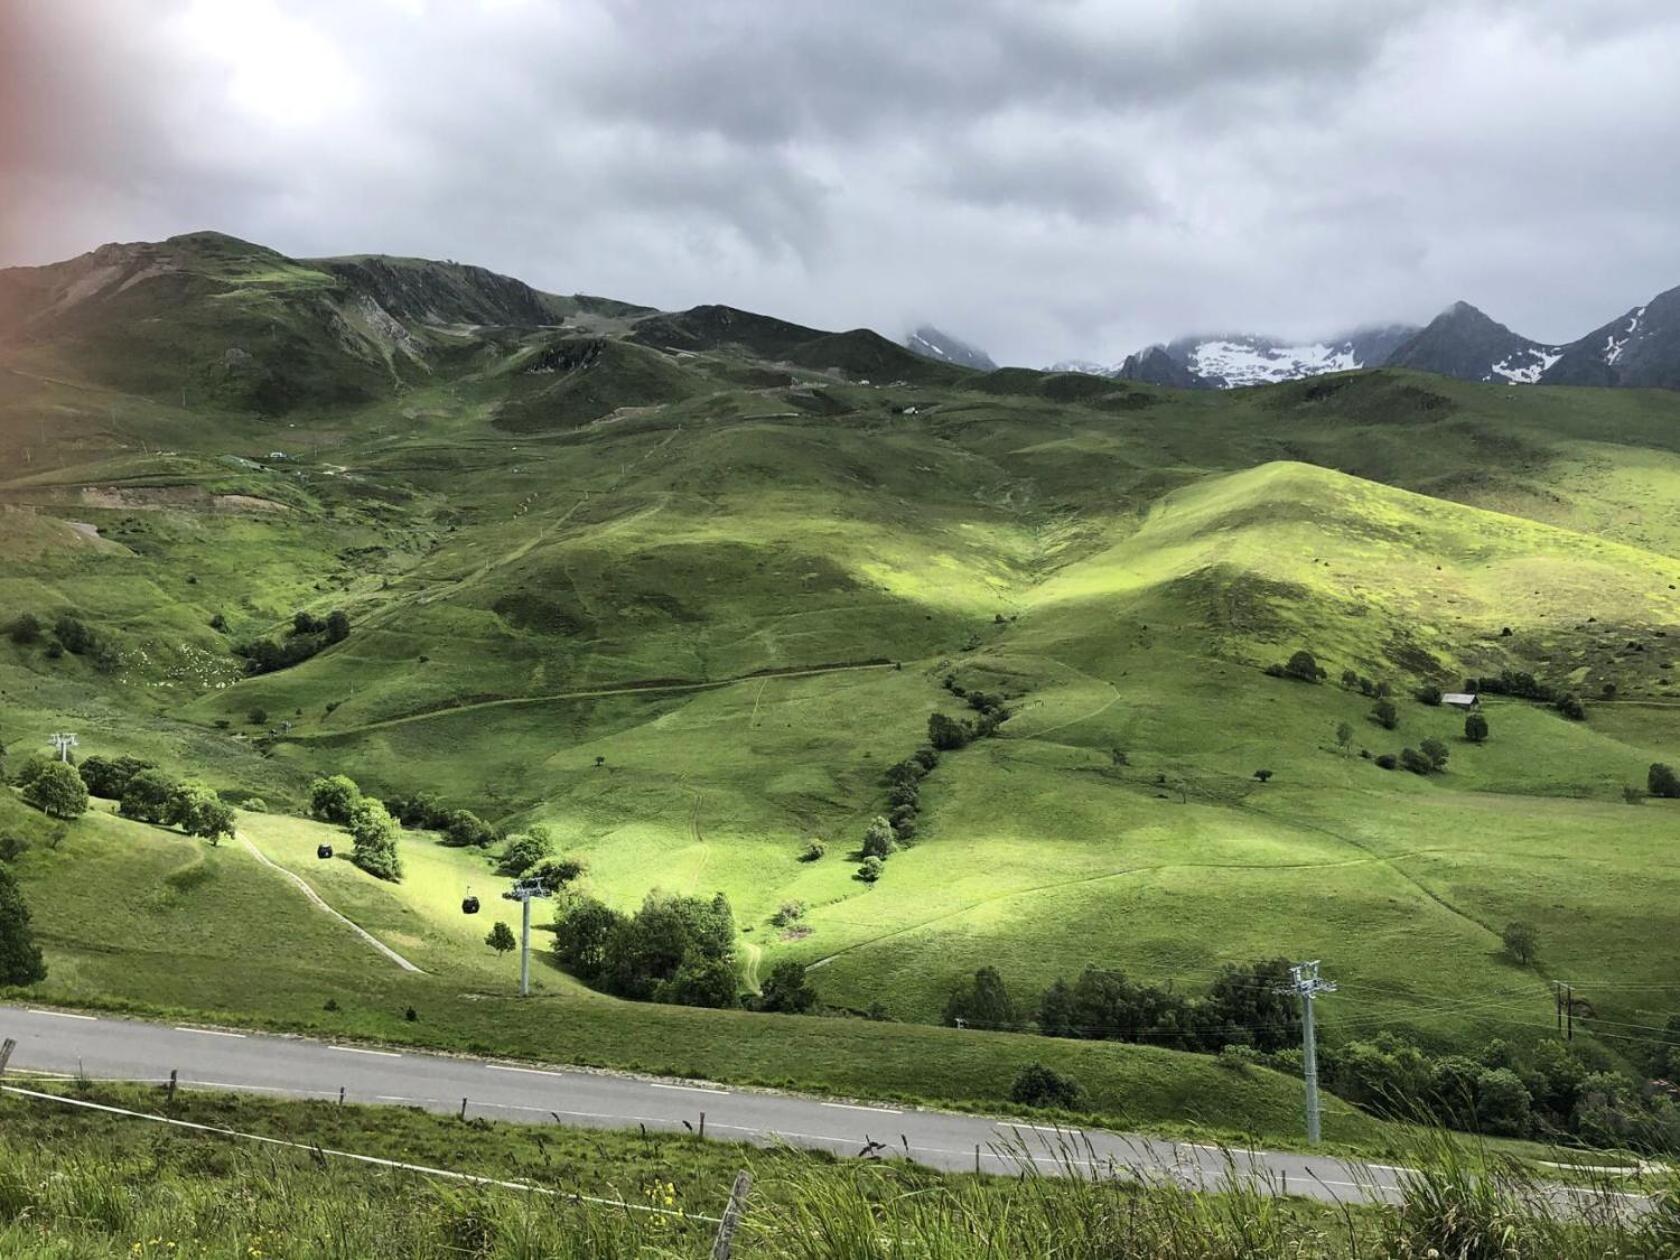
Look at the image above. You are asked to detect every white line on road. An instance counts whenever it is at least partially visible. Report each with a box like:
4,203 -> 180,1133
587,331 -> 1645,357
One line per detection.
328,1046 -> 402,1058
649,1082 -> 728,1095
1002,1121 -> 1081,1134
821,1102 -> 902,1115
175,1027 -> 247,1038
376,1094 -> 437,1104
26,1009 -> 96,1020
486,1064 -> 570,1079
186,1080 -> 340,1098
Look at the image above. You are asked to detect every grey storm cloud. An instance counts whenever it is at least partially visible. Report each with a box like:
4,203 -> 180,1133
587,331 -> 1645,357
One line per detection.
5,0 -> 1680,366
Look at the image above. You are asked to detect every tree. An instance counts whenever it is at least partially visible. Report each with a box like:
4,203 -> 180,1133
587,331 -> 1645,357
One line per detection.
943,965 -> 1019,1031
309,775 -> 362,825
756,960 -> 818,1014
325,610 -> 351,643
1374,753 -> 1398,770
441,808 -> 496,849
1420,737 -> 1450,772
1475,1067 -> 1533,1137
861,815 -> 896,859
1649,763 -> 1680,799
1335,722 -> 1354,754
119,768 -> 180,824
1372,699 -> 1399,730
660,954 -> 740,1008
167,782 -> 236,844
79,754 -> 155,799
857,856 -> 883,883
1501,920 -> 1538,965
1283,650 -> 1321,683
1253,769 -> 1273,784
1399,746 -> 1434,775
1556,694 -> 1586,721
8,613 -> 42,645
20,760 -> 88,820
525,856 -> 585,892
1465,712 -> 1489,743
0,865 -> 48,986
553,897 -> 623,981
348,799 -> 402,881
1009,1061 -> 1086,1110
1416,685 -> 1443,706
485,921 -> 517,955
498,827 -> 554,876
927,712 -> 970,751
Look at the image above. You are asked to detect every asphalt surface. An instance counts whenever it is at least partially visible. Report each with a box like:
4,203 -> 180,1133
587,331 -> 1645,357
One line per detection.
0,1003 -> 1635,1210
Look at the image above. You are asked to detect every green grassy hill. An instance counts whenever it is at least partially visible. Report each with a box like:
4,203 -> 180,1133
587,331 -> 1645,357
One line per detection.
3,234 -> 1680,1139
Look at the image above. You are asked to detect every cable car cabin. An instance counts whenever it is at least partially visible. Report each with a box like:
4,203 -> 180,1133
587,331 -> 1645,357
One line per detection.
316,844 -> 333,860
461,896 -> 481,915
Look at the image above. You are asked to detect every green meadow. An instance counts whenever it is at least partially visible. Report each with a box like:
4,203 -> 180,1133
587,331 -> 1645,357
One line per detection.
4,236 -> 1680,1147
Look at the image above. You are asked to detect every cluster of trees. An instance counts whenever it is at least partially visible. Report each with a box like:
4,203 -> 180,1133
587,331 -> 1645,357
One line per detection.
1266,650 -> 1326,683
931,674 -> 1012,748
234,609 -> 349,675
943,960 -> 1302,1055
1372,738 -> 1450,776
1469,671 -> 1585,720
552,891 -> 739,1007
860,744 -> 941,881
8,611 -> 115,670
308,775 -> 401,881
384,791 -> 498,848
1316,1032 -> 1680,1150
112,763 -> 236,844
1340,670 -> 1393,699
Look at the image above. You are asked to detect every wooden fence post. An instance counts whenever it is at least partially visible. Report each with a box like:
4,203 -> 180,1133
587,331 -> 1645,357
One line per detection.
167,1069 -> 178,1104
0,1038 -> 16,1078
710,1170 -> 752,1260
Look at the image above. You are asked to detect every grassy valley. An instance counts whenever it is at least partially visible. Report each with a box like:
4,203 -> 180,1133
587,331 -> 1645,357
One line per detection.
4,234 -> 1680,1158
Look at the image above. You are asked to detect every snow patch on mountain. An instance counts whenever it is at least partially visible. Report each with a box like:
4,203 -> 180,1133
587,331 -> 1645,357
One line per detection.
903,325 -> 996,371
1186,339 -> 1361,387
1603,307 -> 1646,366
1489,347 -> 1563,383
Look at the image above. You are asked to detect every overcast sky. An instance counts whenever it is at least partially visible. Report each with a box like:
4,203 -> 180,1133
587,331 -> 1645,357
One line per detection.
4,0 -> 1678,365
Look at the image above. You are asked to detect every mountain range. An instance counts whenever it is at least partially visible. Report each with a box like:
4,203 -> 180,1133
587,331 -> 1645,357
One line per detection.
906,291 -> 1680,392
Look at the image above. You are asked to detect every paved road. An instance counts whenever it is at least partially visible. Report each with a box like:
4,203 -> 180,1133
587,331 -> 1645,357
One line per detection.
0,1004 -> 1630,1211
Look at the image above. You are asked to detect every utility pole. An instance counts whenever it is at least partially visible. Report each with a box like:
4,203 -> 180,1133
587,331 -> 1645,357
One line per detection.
1566,983 -> 1574,1042
502,877 -> 552,998
48,732 -> 78,763
1284,960 -> 1337,1145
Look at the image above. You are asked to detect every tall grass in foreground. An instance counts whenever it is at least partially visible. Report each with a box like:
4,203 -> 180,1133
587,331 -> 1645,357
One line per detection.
2,1117 -> 1678,1257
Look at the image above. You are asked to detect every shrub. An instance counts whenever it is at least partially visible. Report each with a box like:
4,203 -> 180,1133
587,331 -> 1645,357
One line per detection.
1476,1067 -> 1533,1137
886,780 -> 919,810
485,921 -> 517,954
248,707 -> 269,726
1375,753 -> 1398,770
309,775 -> 362,825
1009,1061 -> 1086,1110
292,611 -> 327,636
1464,712 -> 1489,743
1622,785 -> 1646,805
798,839 -> 826,862
1648,763 -> 1680,798
1501,920 -> 1538,965
7,613 -> 42,645
326,610 -> 351,642
1371,699 -> 1399,729
1555,694 -> 1586,721
912,745 -> 940,772
1334,722 -> 1354,753
21,760 -> 88,820
756,960 -> 818,1013
53,613 -> 95,655
1252,769 -> 1273,783
1416,685 -> 1443,706
857,856 -> 883,882
927,712 -> 969,751
770,900 -> 805,928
